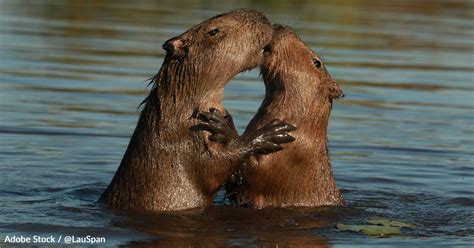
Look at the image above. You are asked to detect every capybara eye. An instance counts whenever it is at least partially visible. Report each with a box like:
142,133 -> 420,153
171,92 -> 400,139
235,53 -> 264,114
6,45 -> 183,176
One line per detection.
263,44 -> 271,54
312,58 -> 322,68
207,28 -> 220,36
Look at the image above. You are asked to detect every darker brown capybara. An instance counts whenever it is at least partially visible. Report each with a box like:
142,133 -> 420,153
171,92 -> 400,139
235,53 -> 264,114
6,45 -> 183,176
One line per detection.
206,25 -> 345,208
99,10 -> 296,212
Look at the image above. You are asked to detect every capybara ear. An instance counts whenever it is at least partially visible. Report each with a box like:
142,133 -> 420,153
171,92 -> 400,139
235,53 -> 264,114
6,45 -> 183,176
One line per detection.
329,80 -> 344,99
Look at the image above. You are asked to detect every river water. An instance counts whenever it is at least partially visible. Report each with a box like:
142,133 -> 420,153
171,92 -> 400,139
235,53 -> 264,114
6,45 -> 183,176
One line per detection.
0,0 -> 473,247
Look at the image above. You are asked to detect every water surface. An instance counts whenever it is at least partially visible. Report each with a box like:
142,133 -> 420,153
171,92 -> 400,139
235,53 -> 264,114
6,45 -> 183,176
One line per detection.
0,0 -> 473,246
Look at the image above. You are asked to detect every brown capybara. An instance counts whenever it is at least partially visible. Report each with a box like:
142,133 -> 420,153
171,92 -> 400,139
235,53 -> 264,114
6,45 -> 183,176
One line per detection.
221,25 -> 345,208
99,10 -> 296,212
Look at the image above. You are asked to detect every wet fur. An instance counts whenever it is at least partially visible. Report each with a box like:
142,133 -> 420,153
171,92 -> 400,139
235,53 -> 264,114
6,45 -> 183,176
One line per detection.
231,25 -> 344,208
99,10 -> 273,211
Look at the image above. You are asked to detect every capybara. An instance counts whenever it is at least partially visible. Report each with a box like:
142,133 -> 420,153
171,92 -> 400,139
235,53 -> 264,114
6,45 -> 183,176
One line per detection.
99,10 -> 295,212
217,25 -> 345,208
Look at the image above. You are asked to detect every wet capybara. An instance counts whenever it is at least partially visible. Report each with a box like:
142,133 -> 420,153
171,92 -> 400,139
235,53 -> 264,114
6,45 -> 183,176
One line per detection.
99,10 -> 296,212
222,25 -> 345,208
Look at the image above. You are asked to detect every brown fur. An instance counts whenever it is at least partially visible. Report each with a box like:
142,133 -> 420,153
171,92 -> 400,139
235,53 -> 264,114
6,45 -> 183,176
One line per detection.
231,25 -> 345,208
99,10 -> 275,211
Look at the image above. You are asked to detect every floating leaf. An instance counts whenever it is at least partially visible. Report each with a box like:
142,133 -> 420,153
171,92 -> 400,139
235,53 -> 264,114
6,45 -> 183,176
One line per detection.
361,225 -> 401,236
336,223 -> 401,237
336,223 -> 364,232
367,217 -> 416,228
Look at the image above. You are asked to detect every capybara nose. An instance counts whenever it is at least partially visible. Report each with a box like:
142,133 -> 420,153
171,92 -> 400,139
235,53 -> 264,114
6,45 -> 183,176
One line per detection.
329,80 -> 344,99
162,37 -> 184,53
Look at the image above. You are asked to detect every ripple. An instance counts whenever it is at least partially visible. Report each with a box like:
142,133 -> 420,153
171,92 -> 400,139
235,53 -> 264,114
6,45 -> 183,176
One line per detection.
0,0 -> 473,246
442,197 -> 474,207
340,80 -> 473,92
0,126 -> 129,139
7,84 -> 150,96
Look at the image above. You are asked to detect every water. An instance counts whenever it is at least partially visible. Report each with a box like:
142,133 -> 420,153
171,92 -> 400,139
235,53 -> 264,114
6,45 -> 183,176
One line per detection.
0,0 -> 473,246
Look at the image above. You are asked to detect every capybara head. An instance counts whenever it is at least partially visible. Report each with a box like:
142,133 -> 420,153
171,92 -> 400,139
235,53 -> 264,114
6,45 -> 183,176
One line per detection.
261,24 -> 344,101
162,9 -> 273,85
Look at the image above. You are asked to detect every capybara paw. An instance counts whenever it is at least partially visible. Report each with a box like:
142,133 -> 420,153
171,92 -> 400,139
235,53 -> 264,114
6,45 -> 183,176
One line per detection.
246,119 -> 296,155
193,108 -> 235,144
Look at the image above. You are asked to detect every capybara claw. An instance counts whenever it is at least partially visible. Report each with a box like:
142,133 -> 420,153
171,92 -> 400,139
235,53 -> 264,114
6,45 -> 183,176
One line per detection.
245,120 -> 296,155
196,108 -> 226,124
259,142 -> 283,155
271,133 -> 295,144
269,120 -> 297,133
193,108 -> 237,144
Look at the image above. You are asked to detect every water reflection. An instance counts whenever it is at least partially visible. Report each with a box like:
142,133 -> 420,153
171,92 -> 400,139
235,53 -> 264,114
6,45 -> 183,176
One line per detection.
0,0 -> 473,246
118,206 -> 336,247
